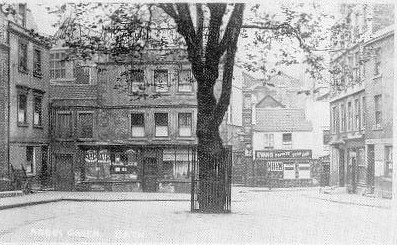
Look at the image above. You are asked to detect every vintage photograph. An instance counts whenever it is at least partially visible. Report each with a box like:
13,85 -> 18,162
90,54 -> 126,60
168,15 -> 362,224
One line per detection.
0,1 -> 395,244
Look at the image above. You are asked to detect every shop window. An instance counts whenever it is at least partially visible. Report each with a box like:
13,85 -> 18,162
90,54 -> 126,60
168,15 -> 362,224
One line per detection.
78,112 -> 93,138
50,52 -> 66,79
109,151 -> 139,177
129,69 -> 145,93
33,95 -> 42,127
56,112 -> 72,138
385,146 -> 392,177
178,69 -> 193,92
131,113 -> 145,137
33,49 -> 42,77
26,146 -> 35,175
155,113 -> 168,137
154,69 -> 168,92
17,92 -> 28,126
178,113 -> 192,137
374,95 -> 382,128
282,133 -> 292,145
19,40 -> 28,72
263,133 -> 274,149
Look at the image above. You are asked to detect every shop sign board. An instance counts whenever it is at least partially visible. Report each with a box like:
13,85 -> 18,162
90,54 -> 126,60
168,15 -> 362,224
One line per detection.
255,150 -> 312,159
283,162 -> 296,179
266,161 -> 284,171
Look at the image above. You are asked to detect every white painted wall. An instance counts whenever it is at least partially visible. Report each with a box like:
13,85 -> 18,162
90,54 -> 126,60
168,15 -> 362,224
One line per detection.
252,131 -> 319,159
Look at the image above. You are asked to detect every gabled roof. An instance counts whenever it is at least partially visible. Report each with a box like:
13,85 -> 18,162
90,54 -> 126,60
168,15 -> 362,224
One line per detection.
242,72 -> 262,89
254,108 -> 312,132
256,95 -> 285,108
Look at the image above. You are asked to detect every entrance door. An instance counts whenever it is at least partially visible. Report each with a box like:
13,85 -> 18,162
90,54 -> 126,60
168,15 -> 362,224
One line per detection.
339,149 -> 345,187
143,157 -> 158,192
54,154 -> 74,191
367,145 -> 375,193
351,155 -> 357,193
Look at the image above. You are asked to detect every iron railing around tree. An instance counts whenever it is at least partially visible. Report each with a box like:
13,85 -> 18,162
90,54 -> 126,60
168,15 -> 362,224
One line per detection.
191,146 -> 232,213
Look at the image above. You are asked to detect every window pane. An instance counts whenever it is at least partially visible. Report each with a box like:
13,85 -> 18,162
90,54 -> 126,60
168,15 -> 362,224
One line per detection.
18,94 -> 27,123
131,113 -> 144,126
155,113 -> 168,126
78,113 -> 93,138
33,96 -> 42,126
57,113 -> 72,138
154,69 -> 168,92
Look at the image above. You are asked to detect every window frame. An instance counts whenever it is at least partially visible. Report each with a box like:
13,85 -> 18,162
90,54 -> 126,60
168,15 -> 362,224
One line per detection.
282,133 -> 292,145
77,111 -> 94,139
361,96 -> 366,130
33,94 -> 43,128
347,101 -> 352,131
25,146 -> 36,175
154,112 -> 169,137
56,111 -> 73,139
17,91 -> 28,126
128,69 -> 145,94
373,48 -> 381,76
385,146 -> 393,177
154,69 -> 169,93
130,112 -> 145,138
374,94 -> 382,128
33,48 -> 42,78
178,112 -> 192,137
263,133 -> 274,149
18,39 -> 28,73
178,69 -> 193,93
50,51 -> 67,80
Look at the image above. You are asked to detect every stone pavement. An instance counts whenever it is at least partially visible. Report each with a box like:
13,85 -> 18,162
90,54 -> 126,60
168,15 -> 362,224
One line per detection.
0,186 -> 392,211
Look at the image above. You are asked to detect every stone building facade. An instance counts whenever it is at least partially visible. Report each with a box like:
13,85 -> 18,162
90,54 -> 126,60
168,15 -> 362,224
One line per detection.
0,4 -> 51,189
329,4 -> 394,197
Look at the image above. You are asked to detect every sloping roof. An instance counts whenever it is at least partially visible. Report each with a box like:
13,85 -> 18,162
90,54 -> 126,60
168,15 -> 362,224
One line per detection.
256,95 -> 285,108
254,108 -> 312,132
50,84 -> 98,100
242,72 -> 262,88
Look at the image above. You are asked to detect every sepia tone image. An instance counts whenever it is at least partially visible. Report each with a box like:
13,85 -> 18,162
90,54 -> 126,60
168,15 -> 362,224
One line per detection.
0,1 -> 395,244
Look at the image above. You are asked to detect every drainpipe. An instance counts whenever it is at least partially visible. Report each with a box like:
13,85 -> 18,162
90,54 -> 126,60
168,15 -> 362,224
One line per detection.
7,21 -> 11,179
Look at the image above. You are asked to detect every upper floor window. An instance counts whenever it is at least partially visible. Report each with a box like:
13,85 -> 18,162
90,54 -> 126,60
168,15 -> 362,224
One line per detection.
178,69 -> 193,92
129,69 -> 145,93
18,40 -> 28,72
374,95 -> 382,128
74,65 -> 91,84
77,112 -> 93,138
332,106 -> 339,133
131,113 -> 145,137
354,98 -> 360,130
178,113 -> 192,137
56,112 -> 72,138
154,69 -> 168,92
323,130 -> 331,145
33,95 -> 42,127
17,92 -> 28,125
282,133 -> 292,145
361,97 -> 366,130
374,48 -> 381,76
154,113 -> 168,137
50,52 -> 66,79
347,102 -> 352,131
340,103 -> 346,132
263,133 -> 274,149
33,49 -> 42,77
385,146 -> 393,177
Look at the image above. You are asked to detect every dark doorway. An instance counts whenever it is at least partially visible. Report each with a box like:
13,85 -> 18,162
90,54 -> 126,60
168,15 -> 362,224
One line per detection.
143,157 -> 158,192
367,145 -> 375,193
40,145 -> 50,187
351,155 -> 357,193
54,154 -> 74,191
339,149 -> 345,187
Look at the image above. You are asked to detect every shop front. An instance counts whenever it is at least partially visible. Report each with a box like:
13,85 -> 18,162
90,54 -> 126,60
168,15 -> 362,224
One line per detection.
253,149 -> 313,187
76,144 -> 196,193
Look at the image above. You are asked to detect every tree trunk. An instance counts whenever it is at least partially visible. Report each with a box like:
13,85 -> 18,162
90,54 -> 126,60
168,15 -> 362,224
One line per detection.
196,86 -> 227,212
